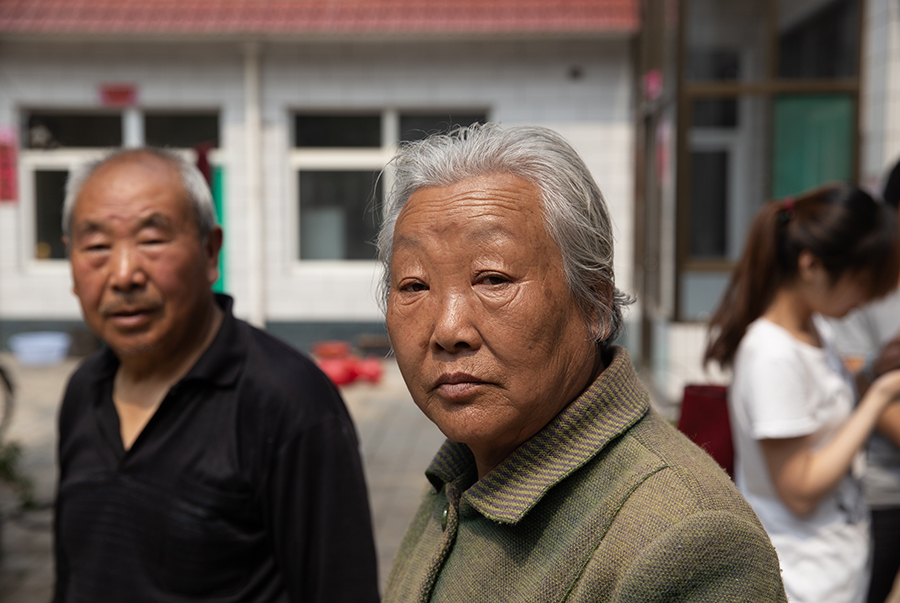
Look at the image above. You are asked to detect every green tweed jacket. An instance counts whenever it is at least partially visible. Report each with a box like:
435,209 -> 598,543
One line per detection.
384,347 -> 787,602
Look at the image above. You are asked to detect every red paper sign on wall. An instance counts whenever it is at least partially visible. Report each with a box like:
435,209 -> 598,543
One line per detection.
0,126 -> 18,203
100,83 -> 138,107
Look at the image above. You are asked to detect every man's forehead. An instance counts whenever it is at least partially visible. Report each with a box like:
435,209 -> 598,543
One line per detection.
73,154 -> 190,223
73,209 -> 174,234
85,153 -> 181,193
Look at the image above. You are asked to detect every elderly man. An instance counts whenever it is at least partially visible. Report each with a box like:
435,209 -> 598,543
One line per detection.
55,148 -> 379,602
378,124 -> 787,602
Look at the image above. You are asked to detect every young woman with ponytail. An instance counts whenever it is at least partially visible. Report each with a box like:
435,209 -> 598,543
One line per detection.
705,184 -> 900,603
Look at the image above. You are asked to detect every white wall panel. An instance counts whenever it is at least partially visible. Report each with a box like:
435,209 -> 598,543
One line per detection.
0,37 -> 634,325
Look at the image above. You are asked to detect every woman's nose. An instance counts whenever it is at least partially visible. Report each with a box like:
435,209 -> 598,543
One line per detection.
430,291 -> 482,353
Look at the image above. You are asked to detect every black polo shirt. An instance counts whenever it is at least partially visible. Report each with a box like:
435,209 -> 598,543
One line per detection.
54,295 -> 379,602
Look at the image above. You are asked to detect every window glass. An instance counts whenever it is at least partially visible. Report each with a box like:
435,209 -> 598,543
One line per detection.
771,94 -> 854,198
685,0 -> 768,82
690,150 -> 729,258
779,0 -> 858,79
692,98 -> 738,129
295,115 -> 381,148
35,169 -> 68,260
688,95 -> 767,262
298,170 -> 381,260
399,113 -> 487,142
145,112 -> 219,148
25,112 -> 121,149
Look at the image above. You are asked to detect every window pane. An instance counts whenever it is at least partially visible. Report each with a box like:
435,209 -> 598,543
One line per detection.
688,95 -> 768,261
779,0 -> 858,79
771,94 -> 854,198
145,112 -> 219,148
685,0 -> 768,82
399,113 -> 487,142
294,115 -> 381,148
687,49 -> 741,81
26,112 -> 121,149
298,170 -> 381,260
35,170 -> 68,260
690,151 -> 729,258
692,98 -> 738,128
680,271 -> 732,320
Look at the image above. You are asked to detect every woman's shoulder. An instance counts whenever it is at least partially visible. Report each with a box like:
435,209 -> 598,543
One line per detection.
735,318 -> 809,372
743,317 -> 799,348
567,411 -> 788,601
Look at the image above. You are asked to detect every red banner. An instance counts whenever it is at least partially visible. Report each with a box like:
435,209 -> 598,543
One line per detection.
0,126 -> 18,202
100,83 -> 137,107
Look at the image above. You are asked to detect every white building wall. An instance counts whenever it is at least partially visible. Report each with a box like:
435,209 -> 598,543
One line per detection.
0,37 -> 634,328
0,41 -> 247,318
261,38 -> 633,322
863,0 -> 900,188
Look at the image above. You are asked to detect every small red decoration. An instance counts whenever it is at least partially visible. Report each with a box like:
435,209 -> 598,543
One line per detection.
0,127 -> 18,202
100,83 -> 138,107
312,340 -> 383,386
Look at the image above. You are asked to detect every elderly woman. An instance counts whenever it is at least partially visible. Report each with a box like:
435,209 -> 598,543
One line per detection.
378,124 -> 786,602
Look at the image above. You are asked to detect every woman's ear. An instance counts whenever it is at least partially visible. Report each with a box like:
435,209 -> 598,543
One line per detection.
797,250 -> 828,285
585,277 -> 614,342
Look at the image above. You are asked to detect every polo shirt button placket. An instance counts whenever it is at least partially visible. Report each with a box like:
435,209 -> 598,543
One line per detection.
441,504 -> 449,531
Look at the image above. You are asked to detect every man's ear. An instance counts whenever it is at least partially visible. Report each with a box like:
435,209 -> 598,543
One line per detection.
205,226 -> 224,286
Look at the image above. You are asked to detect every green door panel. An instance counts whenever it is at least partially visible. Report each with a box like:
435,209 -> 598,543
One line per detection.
771,94 -> 854,199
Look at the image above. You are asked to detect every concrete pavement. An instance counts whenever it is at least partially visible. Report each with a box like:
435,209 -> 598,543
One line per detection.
0,351 -> 445,601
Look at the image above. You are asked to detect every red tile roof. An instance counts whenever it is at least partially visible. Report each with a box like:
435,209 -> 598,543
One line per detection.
0,0 -> 639,37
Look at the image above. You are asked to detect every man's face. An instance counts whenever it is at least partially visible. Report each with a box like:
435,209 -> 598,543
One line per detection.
68,155 -> 221,362
385,173 -> 599,473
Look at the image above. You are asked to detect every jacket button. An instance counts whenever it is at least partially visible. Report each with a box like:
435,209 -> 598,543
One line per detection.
441,505 -> 449,531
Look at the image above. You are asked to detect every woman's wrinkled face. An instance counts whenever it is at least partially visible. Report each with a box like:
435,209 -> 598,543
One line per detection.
386,173 -> 600,477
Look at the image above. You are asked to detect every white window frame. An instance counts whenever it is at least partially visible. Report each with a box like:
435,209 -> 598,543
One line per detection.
19,148 -> 109,274
18,109 -> 223,274
287,110 -> 398,272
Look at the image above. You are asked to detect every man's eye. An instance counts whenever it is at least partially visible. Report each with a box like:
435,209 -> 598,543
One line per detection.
139,234 -> 168,245
479,274 -> 509,286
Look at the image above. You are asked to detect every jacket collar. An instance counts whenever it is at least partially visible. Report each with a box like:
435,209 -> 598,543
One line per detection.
425,346 -> 650,524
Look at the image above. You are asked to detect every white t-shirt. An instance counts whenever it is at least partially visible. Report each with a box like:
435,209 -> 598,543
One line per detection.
731,318 -> 869,603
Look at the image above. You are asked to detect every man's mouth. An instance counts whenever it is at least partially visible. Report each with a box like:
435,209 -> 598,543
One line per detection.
101,302 -> 161,329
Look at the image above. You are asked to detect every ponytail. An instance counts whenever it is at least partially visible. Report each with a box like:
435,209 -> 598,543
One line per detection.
704,201 -> 788,368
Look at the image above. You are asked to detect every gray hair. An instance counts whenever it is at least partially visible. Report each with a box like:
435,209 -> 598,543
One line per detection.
376,123 -> 631,346
63,147 -> 217,242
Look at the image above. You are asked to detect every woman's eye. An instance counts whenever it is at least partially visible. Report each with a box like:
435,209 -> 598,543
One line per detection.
401,281 -> 428,293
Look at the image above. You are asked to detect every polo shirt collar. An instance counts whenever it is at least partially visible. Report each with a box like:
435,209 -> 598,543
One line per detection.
425,346 -> 650,524
87,293 -> 246,389
182,293 -> 247,388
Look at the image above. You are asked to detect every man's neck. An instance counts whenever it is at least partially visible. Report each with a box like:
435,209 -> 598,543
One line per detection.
115,300 -> 224,398
112,300 -> 224,450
